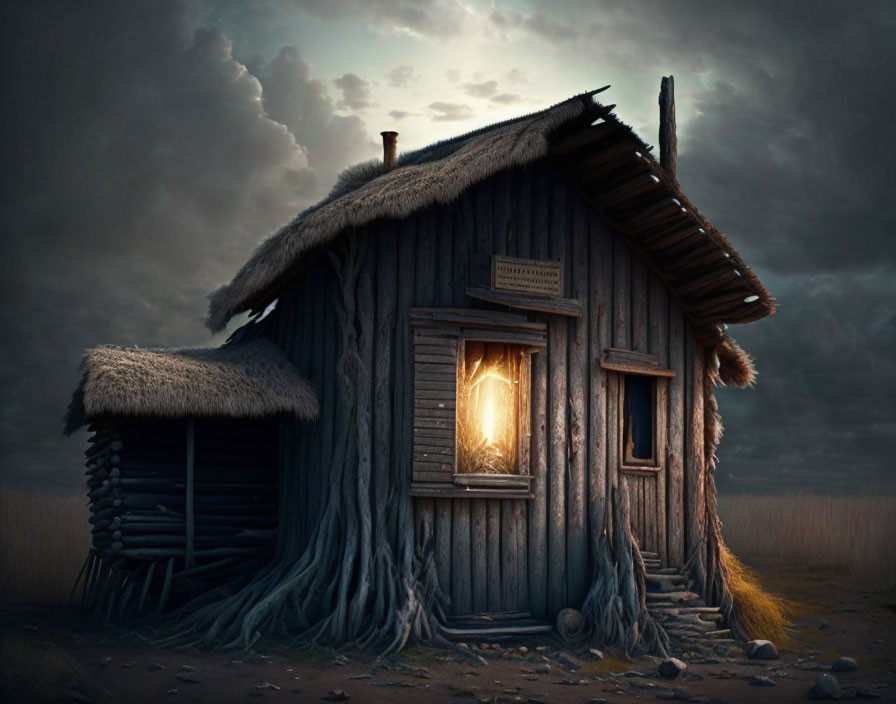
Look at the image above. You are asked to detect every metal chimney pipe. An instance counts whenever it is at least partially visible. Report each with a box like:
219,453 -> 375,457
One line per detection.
381,131 -> 398,172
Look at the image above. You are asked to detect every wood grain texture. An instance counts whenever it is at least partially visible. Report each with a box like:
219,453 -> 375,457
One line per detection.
487,499 -> 502,612
566,191 -> 589,607
528,165 -> 550,620
435,498 -> 452,599
667,305 -> 686,567
649,278 -> 670,565
471,500 -> 487,612
452,498 -> 472,615
548,172 -> 568,615
685,340 -> 706,561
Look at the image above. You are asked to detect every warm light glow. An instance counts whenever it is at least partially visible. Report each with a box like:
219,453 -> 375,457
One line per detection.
482,396 -> 496,444
458,342 -> 522,475
474,372 -> 510,446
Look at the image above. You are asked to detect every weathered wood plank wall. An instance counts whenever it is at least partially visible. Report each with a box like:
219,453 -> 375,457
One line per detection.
274,158 -> 701,624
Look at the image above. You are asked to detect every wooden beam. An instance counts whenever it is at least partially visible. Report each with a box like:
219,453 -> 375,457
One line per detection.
659,76 -> 677,179
185,416 -> 195,569
466,286 -> 583,318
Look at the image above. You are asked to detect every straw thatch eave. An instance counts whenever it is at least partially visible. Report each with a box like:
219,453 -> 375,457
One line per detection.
64,338 -> 319,434
205,90 -> 774,340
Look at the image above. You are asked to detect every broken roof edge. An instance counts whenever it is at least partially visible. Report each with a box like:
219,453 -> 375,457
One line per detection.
205,91 -> 608,333
205,88 -> 773,334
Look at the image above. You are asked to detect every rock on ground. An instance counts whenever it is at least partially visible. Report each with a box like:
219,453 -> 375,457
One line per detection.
746,639 -> 779,660
657,658 -> 688,679
831,656 -> 858,672
750,675 -> 777,686
555,607 -> 582,641
808,672 -> 842,700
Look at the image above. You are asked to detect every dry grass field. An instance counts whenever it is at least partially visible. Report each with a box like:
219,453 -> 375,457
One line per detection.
1,489 -> 895,605
0,488 -> 91,605
718,493 -> 896,589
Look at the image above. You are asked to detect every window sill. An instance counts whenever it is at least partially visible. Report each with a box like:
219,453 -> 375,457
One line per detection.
620,465 -> 662,476
410,483 -> 534,500
453,473 -> 532,490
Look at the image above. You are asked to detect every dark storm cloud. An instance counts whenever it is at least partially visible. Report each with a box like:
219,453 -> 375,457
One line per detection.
288,0 -> 469,38
0,1 -> 375,488
428,101 -> 474,122
477,0 -> 896,492
462,80 -> 499,98
491,93 -> 522,105
532,0 -> 896,493
387,65 -> 418,88
257,47 -> 374,194
333,73 -> 374,111
488,7 -> 577,42
2,0 -> 894,497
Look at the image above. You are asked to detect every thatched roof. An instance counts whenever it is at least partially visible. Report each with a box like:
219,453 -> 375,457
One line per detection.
715,335 -> 756,388
206,90 -> 775,334
64,339 -> 318,434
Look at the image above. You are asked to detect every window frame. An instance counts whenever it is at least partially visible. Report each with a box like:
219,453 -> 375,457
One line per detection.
409,308 -> 546,499
620,373 -> 660,471
453,336 -> 534,491
599,347 -> 676,476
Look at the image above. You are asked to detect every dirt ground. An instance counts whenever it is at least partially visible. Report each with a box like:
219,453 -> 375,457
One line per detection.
2,559 -> 894,704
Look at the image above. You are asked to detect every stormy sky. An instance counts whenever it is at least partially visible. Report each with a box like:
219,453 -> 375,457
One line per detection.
1,1 -> 893,494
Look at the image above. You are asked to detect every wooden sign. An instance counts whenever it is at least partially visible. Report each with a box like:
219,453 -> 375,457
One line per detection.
491,255 -> 563,297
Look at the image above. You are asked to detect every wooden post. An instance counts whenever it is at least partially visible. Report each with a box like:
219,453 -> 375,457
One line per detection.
186,416 -> 195,569
659,76 -> 677,179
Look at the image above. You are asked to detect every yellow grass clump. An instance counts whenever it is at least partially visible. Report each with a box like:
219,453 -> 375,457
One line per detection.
722,542 -> 794,646
0,488 -> 91,605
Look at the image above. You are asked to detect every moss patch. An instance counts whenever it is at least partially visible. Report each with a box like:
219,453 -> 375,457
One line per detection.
579,654 -> 632,673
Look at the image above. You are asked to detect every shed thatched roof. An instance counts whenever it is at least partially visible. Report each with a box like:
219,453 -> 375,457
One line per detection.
206,90 -> 775,334
64,338 -> 318,434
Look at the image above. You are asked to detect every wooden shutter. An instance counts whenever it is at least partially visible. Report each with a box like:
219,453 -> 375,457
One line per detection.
409,308 -> 547,497
411,324 -> 458,489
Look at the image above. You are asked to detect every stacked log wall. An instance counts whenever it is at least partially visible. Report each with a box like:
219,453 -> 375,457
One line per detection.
80,418 -> 278,621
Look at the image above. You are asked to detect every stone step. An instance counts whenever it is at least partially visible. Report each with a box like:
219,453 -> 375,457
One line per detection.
649,606 -> 721,615
705,629 -> 731,638
669,613 -> 723,628
646,592 -> 706,606
646,567 -> 679,575
645,574 -> 688,592
640,551 -> 660,560
665,620 -> 718,633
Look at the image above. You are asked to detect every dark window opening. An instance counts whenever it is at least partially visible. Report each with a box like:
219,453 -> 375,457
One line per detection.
623,375 -> 654,464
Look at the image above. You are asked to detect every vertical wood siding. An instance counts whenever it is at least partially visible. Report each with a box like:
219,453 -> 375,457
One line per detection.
276,159 -> 702,622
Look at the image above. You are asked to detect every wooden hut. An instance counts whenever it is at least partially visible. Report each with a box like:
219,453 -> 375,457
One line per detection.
67,79 -> 773,655
65,339 -> 318,619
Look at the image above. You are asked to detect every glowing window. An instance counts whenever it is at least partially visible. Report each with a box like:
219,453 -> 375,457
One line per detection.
457,341 -> 528,476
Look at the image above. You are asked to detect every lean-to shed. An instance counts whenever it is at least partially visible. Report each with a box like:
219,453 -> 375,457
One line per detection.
67,79 -> 773,654
65,339 -> 318,618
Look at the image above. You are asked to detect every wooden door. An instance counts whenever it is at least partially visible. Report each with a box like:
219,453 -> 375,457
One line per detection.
622,471 -> 663,554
